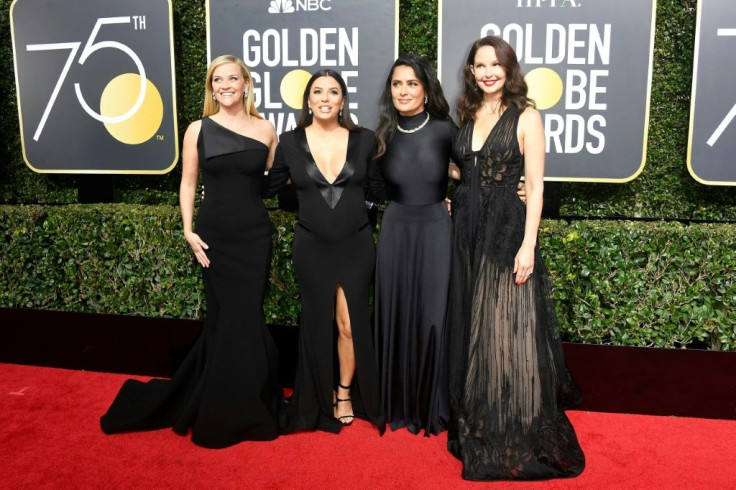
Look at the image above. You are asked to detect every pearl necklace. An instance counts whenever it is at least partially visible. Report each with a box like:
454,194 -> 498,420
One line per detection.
397,113 -> 430,134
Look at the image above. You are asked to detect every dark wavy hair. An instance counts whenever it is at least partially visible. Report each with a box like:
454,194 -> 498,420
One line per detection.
456,36 -> 534,126
296,69 -> 361,130
374,54 -> 451,158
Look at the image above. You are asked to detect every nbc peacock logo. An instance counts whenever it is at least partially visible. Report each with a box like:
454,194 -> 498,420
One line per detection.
268,0 -> 295,14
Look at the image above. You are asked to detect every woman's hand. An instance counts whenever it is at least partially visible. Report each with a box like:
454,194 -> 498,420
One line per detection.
445,197 -> 452,215
513,244 -> 534,285
185,231 -> 210,268
516,181 -> 527,204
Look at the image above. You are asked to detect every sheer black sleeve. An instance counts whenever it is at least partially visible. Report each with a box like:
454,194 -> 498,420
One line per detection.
365,152 -> 388,204
262,144 -> 290,198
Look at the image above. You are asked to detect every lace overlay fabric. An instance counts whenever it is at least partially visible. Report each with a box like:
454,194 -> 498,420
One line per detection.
448,106 -> 585,480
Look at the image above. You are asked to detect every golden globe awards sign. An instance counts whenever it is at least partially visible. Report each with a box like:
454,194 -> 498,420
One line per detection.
688,0 -> 736,186
207,0 -> 398,133
10,0 -> 178,173
439,0 -> 656,182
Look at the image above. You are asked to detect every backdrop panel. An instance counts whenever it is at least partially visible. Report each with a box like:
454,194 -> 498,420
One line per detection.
207,0 -> 398,133
687,0 -> 736,186
10,0 -> 178,174
439,0 -> 656,182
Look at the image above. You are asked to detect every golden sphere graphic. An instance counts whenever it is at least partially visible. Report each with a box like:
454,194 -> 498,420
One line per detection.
100,73 -> 164,145
524,68 -> 564,110
280,69 -> 313,110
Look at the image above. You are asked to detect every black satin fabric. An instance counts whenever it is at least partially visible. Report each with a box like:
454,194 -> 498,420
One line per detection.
373,113 -> 457,436
447,106 -> 585,480
100,117 -> 282,448
265,127 -> 385,434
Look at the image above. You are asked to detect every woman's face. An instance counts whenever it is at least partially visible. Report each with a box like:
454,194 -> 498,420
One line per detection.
391,65 -> 426,117
307,76 -> 344,123
471,46 -> 506,98
211,62 -> 248,108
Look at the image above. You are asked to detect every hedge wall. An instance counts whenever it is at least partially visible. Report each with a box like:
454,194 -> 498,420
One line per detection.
2,205 -> 734,350
1,0 -> 734,219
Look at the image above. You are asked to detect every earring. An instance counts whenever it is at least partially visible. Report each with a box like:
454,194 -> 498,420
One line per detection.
424,96 -> 428,105
211,93 -> 216,101
339,109 -> 343,118
243,90 -> 248,99
308,107 -> 312,115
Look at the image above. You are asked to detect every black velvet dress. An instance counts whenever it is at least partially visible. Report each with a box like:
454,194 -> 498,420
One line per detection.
100,117 -> 282,448
265,127 -> 384,434
373,112 -> 457,436
447,106 -> 585,480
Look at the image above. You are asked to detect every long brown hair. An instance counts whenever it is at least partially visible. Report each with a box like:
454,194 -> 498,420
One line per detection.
374,54 -> 450,158
203,55 -> 261,119
455,36 -> 534,126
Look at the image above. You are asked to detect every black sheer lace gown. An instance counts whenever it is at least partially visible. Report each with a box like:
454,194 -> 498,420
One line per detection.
373,112 -> 457,436
447,106 -> 585,480
264,127 -> 384,434
100,117 -> 282,448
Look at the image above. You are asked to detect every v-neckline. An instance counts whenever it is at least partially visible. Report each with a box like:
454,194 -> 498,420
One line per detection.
303,128 -> 351,185
470,108 -> 509,152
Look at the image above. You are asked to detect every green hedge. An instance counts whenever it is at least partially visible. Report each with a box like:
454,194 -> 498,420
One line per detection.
2,0 -> 735,220
2,205 -> 734,350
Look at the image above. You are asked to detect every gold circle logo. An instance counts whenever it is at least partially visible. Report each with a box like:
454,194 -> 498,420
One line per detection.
280,69 -> 313,110
525,68 -> 564,110
100,73 -> 164,145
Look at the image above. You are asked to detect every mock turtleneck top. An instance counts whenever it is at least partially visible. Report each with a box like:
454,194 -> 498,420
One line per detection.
379,111 -> 458,205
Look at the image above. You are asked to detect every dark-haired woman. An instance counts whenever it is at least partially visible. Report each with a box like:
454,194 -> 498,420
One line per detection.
447,36 -> 585,480
264,70 -> 384,434
372,54 -> 459,436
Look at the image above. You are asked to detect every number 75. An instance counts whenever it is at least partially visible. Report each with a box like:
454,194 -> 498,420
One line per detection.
26,16 -> 146,141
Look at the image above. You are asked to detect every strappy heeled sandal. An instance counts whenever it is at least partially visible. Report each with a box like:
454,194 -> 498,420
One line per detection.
334,382 -> 354,426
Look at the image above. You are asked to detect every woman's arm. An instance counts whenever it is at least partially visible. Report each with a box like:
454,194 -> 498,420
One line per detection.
264,120 -> 278,171
179,120 -> 210,268
448,162 -> 461,181
514,107 -> 545,285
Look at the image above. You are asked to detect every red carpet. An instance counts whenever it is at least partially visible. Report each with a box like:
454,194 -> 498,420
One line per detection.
1,363 -> 735,489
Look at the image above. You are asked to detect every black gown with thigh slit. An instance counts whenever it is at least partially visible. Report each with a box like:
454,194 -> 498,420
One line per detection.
447,106 -> 585,480
100,117 -> 282,448
373,112 -> 457,436
264,127 -> 385,434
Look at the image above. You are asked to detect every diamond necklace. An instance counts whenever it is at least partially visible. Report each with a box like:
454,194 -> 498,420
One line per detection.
396,113 -> 430,134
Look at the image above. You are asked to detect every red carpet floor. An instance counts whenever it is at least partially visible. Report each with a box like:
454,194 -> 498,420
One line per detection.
1,362 -> 735,489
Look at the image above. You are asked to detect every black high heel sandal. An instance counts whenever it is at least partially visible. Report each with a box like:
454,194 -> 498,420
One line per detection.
334,382 -> 354,426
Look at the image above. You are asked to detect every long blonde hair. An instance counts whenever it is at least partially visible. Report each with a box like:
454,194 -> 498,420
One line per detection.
203,55 -> 261,119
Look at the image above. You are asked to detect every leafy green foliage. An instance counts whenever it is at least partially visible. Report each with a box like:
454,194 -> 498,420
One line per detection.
2,205 -> 734,350
541,220 -> 736,350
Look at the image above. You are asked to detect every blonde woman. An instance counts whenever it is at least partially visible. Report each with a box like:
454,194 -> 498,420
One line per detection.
101,55 -> 281,448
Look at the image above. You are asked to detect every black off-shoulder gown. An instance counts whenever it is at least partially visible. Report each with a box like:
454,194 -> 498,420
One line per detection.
265,127 -> 384,434
100,117 -> 282,448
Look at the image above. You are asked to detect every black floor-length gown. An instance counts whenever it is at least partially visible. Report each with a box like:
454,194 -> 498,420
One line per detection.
447,106 -> 585,480
265,127 -> 384,434
373,112 -> 456,436
100,117 -> 282,448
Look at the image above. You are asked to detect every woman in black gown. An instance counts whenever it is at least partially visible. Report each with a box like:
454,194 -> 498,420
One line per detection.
100,55 -> 282,448
264,70 -> 384,434
447,36 -> 585,480
372,54 -> 459,436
